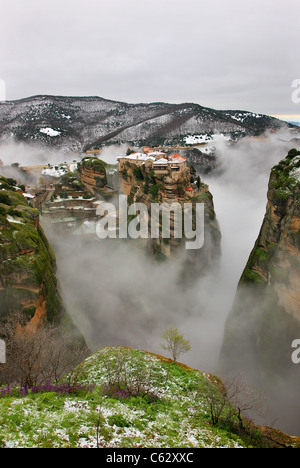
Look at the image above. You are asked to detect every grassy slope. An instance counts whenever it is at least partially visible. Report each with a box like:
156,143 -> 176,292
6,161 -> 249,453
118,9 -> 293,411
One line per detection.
1,346 -> 295,449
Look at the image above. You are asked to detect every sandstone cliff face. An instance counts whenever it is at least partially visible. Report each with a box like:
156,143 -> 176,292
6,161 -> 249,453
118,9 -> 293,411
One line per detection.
221,149 -> 300,381
77,156 -> 107,193
77,156 -> 119,203
0,177 -> 67,330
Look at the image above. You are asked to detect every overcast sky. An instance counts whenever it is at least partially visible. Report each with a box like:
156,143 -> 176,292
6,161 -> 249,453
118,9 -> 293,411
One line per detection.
0,0 -> 300,117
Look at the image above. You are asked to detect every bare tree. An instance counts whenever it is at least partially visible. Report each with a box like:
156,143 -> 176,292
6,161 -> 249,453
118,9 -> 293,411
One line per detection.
160,327 -> 191,362
201,377 -> 228,426
201,372 -> 265,431
0,314 -> 89,387
223,373 -> 266,431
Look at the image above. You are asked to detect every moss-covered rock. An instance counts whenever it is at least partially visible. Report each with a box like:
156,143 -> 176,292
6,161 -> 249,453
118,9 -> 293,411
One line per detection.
221,149 -> 300,382
0,178 -> 67,328
77,156 -> 108,192
118,158 -> 221,275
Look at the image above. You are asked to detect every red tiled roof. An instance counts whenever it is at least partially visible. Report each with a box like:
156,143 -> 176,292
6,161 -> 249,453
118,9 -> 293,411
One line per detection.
172,154 -> 187,162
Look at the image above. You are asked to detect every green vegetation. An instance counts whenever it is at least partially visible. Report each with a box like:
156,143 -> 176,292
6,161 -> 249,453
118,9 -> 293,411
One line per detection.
120,168 -> 129,181
150,183 -> 159,200
79,156 -> 107,174
77,156 -> 108,189
0,176 -> 65,325
286,148 -> 300,160
0,193 -> 11,206
143,173 -> 150,194
160,327 -> 192,362
274,187 -> 292,200
271,149 -> 300,196
60,171 -> 85,191
0,347 -> 280,448
241,149 -> 300,286
133,166 -> 144,181
243,268 -> 265,284
226,148 -> 300,384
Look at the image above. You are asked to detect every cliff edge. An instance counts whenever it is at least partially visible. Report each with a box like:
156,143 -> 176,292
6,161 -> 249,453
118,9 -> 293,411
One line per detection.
221,149 -> 300,381
0,176 -> 70,331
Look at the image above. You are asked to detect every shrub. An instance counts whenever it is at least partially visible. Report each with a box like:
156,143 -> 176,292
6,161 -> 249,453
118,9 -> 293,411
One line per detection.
7,209 -> 22,218
97,348 -> 161,404
133,166 -> 144,181
0,381 -> 94,398
108,414 -> 131,428
150,184 -> 159,200
6,178 -> 17,187
199,373 -> 266,446
121,169 -> 129,180
287,148 -> 300,160
100,382 -> 159,403
0,193 -> 11,206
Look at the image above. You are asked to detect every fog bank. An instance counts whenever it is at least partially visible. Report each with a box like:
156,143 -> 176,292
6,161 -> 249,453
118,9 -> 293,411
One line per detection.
43,130 -> 297,374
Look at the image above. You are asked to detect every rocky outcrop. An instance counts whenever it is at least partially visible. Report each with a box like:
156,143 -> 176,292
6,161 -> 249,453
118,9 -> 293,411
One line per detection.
119,159 -> 221,274
184,147 -> 218,175
77,156 -> 118,200
0,177 -> 68,330
221,149 -> 300,381
77,157 -> 107,192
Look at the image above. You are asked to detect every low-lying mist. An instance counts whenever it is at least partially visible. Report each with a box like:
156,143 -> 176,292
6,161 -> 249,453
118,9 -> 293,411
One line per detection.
43,229 -> 226,373
0,141 -> 81,186
206,130 -> 297,310
205,130 -> 300,435
0,141 -> 76,167
42,130 -> 296,368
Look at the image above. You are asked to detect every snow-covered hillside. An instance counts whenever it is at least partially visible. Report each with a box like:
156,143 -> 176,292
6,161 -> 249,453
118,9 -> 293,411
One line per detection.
0,95 -> 289,154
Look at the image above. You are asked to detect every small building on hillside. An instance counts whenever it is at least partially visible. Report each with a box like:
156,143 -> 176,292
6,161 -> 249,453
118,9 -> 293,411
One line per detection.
118,153 -> 155,167
118,152 -> 187,175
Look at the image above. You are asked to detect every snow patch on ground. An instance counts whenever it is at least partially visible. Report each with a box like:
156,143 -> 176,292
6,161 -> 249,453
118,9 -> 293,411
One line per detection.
42,167 -> 67,177
40,128 -> 61,137
7,215 -> 24,224
227,112 -> 262,122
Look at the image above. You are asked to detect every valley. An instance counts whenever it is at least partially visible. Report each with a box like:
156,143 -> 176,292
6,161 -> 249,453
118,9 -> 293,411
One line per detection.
0,94 -> 300,443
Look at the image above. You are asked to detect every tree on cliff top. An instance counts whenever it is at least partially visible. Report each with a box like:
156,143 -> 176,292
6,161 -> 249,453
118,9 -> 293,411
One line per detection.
160,327 -> 192,362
